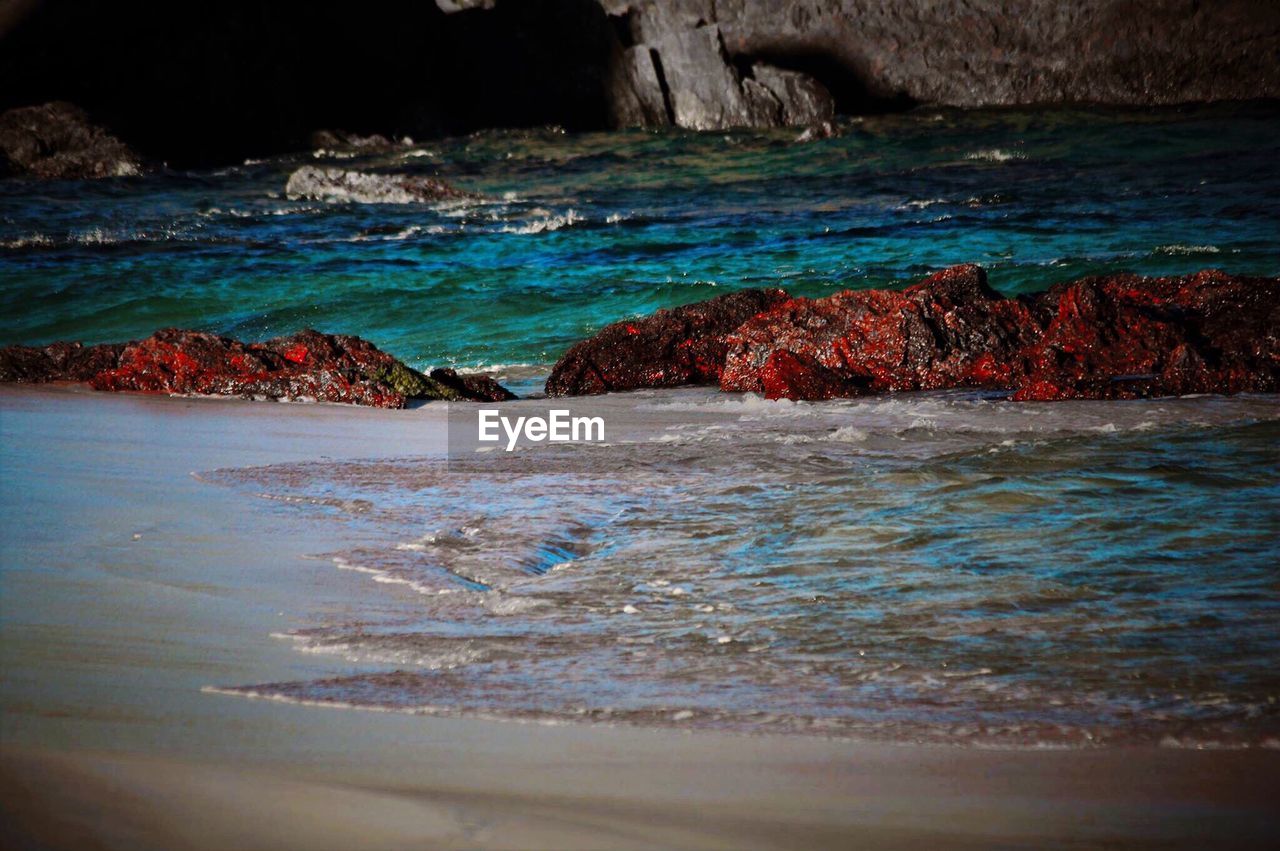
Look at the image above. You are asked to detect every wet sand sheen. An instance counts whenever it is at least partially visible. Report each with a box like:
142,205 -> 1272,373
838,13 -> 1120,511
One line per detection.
1,384 -> 1278,849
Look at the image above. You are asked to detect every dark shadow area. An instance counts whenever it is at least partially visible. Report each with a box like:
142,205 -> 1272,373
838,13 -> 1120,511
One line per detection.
734,49 -> 918,115
0,0 -> 617,167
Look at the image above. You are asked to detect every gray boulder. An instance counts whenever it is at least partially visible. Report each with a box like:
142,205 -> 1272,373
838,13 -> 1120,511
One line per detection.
0,102 -> 141,180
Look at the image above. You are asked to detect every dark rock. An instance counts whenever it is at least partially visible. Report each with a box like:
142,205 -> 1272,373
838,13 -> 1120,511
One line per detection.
545,288 -> 791,396
285,166 -> 474,204
0,328 -> 515,408
750,64 -> 836,126
0,340 -> 126,383
722,265 -> 1042,398
0,102 -> 141,180
1012,270 -> 1280,400
794,121 -> 840,143
674,0 -> 1280,110
308,129 -> 399,153
429,367 -> 518,402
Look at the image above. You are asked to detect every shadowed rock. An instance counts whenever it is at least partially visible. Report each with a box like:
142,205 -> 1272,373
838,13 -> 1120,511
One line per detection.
545,288 -> 791,396
0,102 -> 141,180
428,367 -> 518,403
0,329 -> 515,408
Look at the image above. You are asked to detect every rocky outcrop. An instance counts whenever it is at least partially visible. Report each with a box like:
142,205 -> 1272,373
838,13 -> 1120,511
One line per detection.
607,12 -> 836,131
0,102 -> 141,179
545,266 -> 1278,402
1012,270 -> 1280,400
722,265 -> 1044,397
604,0 -> 1280,128
0,329 -> 515,408
545,288 -> 790,396
2,2 -> 1276,164
285,166 -> 474,204
724,267 -> 1279,401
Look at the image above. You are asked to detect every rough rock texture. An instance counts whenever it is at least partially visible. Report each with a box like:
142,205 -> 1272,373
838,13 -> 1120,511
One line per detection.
544,266 -> 1278,402
428,367 -> 518,403
723,267 -> 1279,401
545,288 -> 790,396
0,101 -> 141,179
0,329 -> 515,408
285,166 -> 474,204
722,265 -> 1043,397
606,11 -> 836,130
3,2 -> 1276,164
604,0 -> 1280,127
1013,270 -> 1280,400
309,129 -> 400,154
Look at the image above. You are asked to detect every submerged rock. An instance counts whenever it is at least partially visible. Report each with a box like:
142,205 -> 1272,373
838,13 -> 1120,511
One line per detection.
545,288 -> 790,396
0,329 -> 514,408
285,165 -> 473,204
547,266 -> 1278,402
0,102 -> 142,180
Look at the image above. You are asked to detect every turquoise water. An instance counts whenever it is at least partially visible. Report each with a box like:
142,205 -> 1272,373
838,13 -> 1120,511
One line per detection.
3,103 -> 1278,373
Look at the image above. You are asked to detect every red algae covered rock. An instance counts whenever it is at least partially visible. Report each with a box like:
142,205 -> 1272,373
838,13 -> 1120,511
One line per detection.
722,265 -> 1043,399
1012,270 -> 1280,400
545,288 -> 790,396
0,328 -> 515,407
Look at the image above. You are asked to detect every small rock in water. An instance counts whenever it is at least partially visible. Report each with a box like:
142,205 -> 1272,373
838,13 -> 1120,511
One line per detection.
285,165 -> 474,204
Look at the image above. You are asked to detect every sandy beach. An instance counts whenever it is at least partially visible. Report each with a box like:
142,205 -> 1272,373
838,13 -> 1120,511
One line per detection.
2,384 -> 1278,850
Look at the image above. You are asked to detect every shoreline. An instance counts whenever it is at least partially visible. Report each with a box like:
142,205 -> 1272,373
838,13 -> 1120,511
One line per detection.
3,383 -> 1279,849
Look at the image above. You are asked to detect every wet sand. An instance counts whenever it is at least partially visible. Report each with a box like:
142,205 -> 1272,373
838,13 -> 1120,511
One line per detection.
2,384 -> 1278,850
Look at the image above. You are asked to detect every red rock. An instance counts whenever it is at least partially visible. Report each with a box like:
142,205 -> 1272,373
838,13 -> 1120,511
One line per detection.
722,265 -> 1043,399
0,328 -> 514,407
545,288 -> 790,396
758,350 -> 866,400
1012,270 -> 1280,400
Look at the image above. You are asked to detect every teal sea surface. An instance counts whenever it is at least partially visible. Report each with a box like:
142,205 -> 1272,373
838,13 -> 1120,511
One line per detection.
3,103 -> 1278,375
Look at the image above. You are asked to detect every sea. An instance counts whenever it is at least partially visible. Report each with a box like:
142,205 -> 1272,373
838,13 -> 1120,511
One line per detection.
3,102 -> 1278,747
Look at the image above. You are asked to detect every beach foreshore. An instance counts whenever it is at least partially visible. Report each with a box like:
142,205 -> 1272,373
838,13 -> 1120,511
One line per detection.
1,384 -> 1278,850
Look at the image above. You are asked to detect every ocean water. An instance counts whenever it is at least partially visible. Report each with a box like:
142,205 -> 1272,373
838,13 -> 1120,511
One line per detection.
4,104 -> 1279,747
2,103 -> 1278,375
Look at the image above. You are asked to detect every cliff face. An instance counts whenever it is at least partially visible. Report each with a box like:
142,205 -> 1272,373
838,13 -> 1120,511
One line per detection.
603,0 -> 1280,129
0,0 -> 1276,167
